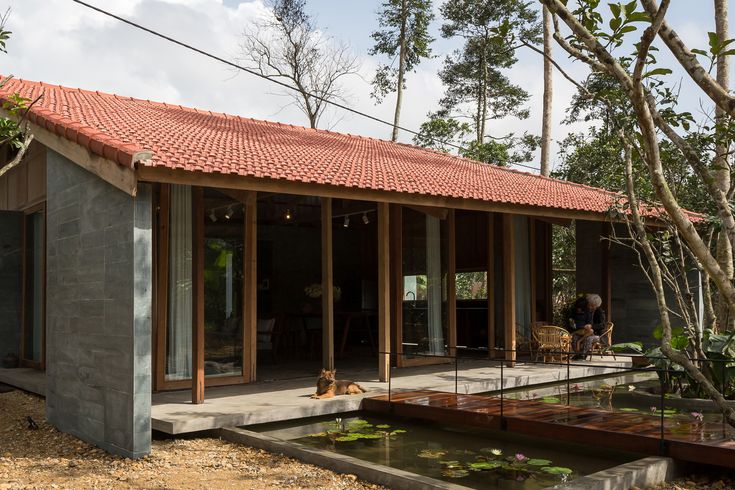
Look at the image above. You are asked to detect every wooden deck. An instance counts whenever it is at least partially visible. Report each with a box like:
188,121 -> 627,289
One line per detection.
363,390 -> 735,469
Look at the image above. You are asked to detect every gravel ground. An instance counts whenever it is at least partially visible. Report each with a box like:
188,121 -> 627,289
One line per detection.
646,474 -> 735,490
0,389 -> 383,489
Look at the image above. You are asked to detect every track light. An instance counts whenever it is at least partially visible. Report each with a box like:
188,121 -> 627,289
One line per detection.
225,205 -> 234,220
209,209 -> 217,222
362,212 -> 369,225
343,216 -> 350,228
284,208 -> 292,221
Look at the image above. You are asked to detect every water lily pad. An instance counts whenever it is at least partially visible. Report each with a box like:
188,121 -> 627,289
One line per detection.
441,468 -> 469,478
469,461 -> 503,471
526,458 -> 553,466
375,424 -> 391,429
541,396 -> 561,404
390,429 -> 406,435
542,466 -> 574,475
417,449 -> 447,459
619,407 -> 639,412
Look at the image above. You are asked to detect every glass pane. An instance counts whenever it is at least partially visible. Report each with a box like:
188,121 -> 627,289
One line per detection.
401,208 -> 447,359
23,212 -> 43,362
455,271 -> 488,300
166,185 -> 193,381
204,190 -> 244,378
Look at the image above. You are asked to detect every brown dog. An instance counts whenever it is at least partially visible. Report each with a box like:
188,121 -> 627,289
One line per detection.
311,369 -> 367,399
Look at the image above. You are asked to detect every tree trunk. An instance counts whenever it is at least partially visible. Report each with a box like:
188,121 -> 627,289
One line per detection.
391,0 -> 408,142
714,0 -> 734,331
540,5 -> 553,177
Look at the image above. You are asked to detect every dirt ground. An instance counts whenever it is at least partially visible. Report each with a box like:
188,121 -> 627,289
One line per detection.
2,388 -> 734,489
0,389 -> 382,489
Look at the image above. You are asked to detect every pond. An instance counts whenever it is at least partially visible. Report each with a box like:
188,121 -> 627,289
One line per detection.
247,413 -> 639,490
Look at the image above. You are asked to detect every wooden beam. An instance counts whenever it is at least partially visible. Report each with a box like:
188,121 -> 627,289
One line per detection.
192,187 -> 205,404
243,192 -> 258,382
487,213 -> 495,358
406,204 -> 449,220
377,202 -> 391,382
137,166 -> 617,223
502,214 -> 516,367
321,197 -> 334,370
13,116 -> 142,196
447,209 -> 457,357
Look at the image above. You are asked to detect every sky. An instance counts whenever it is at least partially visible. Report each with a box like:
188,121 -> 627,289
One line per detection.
1,0 -> 730,173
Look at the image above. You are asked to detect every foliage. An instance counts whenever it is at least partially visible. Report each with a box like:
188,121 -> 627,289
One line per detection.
307,418 -> 406,443
369,0 -> 434,103
436,447 -> 574,482
552,223 -> 576,326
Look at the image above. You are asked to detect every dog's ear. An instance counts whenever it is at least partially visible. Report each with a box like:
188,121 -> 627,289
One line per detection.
319,368 -> 325,376
331,369 -> 337,376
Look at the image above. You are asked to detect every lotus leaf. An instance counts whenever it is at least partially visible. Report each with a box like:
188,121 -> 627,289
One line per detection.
526,458 -> 553,466
542,466 -> 573,475
417,449 -> 447,459
441,468 -> 469,478
469,461 -> 502,471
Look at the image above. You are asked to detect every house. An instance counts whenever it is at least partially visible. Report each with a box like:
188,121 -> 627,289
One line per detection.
0,77 -> 681,458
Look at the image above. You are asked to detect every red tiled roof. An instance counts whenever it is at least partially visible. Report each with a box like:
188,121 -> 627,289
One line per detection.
0,77 -> 625,215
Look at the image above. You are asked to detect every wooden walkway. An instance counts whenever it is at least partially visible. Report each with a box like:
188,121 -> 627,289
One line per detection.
363,390 -> 735,469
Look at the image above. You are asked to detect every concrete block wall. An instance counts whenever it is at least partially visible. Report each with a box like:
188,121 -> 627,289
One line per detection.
45,150 -> 152,458
0,212 -> 22,359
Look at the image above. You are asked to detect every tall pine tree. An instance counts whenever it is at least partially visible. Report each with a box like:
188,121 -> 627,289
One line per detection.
370,0 -> 434,141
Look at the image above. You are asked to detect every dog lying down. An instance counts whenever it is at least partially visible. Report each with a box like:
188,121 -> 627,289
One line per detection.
311,369 -> 367,399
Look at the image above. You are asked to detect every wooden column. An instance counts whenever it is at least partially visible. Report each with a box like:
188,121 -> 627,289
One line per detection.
502,214 -> 516,367
487,213 -> 495,358
191,186 -> 205,404
447,209 -> 457,357
391,205 -> 404,367
377,202 -> 391,381
529,218 -> 537,327
243,192 -> 258,382
601,222 -> 612,321
321,197 -> 334,370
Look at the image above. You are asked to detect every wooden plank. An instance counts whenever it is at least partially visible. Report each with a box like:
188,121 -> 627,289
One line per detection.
487,213 -> 495,357
447,209 -> 457,358
138,166 -> 617,223
16,117 -> 142,196
154,184 -> 170,391
377,202 -> 391,382
244,191 -> 258,382
191,187 -> 205,404
502,214 -> 516,366
321,197 -> 334,371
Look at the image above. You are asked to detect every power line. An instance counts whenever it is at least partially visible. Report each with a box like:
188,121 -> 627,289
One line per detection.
69,0 -> 540,173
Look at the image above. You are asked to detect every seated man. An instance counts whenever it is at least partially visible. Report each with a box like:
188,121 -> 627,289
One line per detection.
569,293 -> 606,356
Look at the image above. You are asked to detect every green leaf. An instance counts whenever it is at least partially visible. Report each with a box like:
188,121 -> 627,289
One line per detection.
642,68 -> 672,78
609,3 -> 621,19
671,335 -> 689,350
469,461 -> 503,471
627,12 -> 651,23
692,48 -> 709,56
542,466 -> 574,475
526,458 -> 553,466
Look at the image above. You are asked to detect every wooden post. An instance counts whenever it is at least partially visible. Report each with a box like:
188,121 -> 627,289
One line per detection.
154,184 -> 170,391
391,205 -> 403,368
447,209 -> 457,357
321,197 -> 334,371
377,202 -> 391,382
601,222 -> 612,321
243,192 -> 258,382
502,214 -> 516,367
192,186 -> 205,404
529,218 -> 537,327
487,213 -> 495,358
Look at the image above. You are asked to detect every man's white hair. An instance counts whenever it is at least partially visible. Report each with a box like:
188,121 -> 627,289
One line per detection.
586,293 -> 602,308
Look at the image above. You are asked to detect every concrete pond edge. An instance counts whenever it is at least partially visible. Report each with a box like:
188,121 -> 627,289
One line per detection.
219,426 -> 675,490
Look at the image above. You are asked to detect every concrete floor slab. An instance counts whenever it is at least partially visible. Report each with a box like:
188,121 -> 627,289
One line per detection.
0,368 -> 46,396
152,357 -> 631,434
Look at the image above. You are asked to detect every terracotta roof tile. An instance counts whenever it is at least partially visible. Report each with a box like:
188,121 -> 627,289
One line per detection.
0,77 -> 628,214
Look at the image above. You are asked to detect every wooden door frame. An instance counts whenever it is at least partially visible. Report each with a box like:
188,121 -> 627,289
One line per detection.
153,184 -> 252,394
394,205 -> 456,368
19,202 -> 46,370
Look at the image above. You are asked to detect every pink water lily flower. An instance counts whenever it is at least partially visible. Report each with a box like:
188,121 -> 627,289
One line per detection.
515,453 -> 527,462
691,411 -> 704,422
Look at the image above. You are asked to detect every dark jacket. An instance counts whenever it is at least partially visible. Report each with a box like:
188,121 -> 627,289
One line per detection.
571,298 -> 606,334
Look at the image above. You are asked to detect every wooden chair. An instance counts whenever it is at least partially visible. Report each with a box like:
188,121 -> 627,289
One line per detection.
529,322 -> 546,360
533,325 -> 572,363
588,322 -> 615,360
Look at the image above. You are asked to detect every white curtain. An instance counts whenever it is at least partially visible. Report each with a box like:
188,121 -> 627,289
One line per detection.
166,184 -> 193,381
514,216 -> 532,342
426,215 -> 444,355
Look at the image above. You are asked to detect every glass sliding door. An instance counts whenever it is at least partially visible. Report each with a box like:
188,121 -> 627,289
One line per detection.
165,184 -> 193,382
22,208 -> 44,368
401,207 -> 448,363
203,189 -> 244,379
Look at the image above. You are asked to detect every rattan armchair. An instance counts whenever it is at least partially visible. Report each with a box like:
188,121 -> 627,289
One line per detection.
532,325 -> 572,363
588,322 -> 615,360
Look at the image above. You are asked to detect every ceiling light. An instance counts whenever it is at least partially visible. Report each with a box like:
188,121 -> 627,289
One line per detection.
362,212 -> 369,225
209,209 -> 217,222
343,216 -> 350,228
225,205 -> 234,220
284,208 -> 292,221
